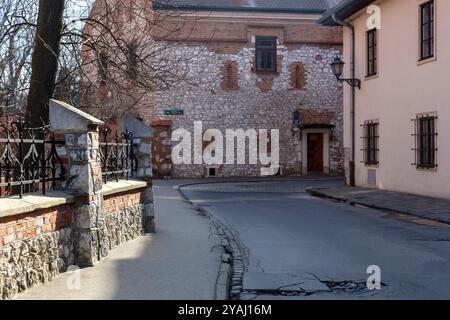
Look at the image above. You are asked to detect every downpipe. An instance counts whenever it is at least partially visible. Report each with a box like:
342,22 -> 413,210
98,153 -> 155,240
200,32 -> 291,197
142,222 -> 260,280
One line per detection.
332,14 -> 356,186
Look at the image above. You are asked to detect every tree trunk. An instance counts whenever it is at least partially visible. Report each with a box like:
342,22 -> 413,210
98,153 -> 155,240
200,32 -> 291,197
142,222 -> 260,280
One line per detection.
26,0 -> 65,127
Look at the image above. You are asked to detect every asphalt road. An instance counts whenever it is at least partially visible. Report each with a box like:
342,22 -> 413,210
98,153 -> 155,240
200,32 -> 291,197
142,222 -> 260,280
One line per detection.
181,179 -> 450,299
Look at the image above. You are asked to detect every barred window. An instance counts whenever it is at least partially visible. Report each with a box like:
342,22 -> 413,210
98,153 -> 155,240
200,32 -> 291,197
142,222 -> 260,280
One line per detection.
255,37 -> 277,73
420,0 -> 434,60
367,29 -> 377,76
412,114 -> 437,168
361,121 -> 379,165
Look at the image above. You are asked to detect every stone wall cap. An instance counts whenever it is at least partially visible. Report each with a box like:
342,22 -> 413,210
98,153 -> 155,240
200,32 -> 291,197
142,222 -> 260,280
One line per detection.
0,191 -> 76,219
100,179 -> 148,196
49,99 -> 104,132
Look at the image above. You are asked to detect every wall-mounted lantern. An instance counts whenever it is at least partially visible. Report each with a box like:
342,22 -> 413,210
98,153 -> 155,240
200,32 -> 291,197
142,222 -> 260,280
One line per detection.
292,111 -> 300,137
293,111 -> 300,126
330,56 -> 361,89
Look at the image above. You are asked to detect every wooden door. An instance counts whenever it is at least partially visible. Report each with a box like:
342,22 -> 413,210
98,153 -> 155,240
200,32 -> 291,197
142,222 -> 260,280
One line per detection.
307,133 -> 324,173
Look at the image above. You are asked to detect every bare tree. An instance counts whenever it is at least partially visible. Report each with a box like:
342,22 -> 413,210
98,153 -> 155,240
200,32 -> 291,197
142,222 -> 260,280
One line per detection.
0,0 -> 37,114
0,0 -> 210,124
76,0 -> 211,122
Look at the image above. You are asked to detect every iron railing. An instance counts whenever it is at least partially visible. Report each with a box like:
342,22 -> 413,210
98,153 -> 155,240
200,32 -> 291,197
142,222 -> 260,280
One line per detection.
0,117 -> 66,198
99,127 -> 137,183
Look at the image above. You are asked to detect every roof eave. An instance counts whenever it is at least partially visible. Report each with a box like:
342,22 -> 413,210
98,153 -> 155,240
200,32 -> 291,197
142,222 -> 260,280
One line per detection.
153,4 -> 327,15
317,0 -> 376,26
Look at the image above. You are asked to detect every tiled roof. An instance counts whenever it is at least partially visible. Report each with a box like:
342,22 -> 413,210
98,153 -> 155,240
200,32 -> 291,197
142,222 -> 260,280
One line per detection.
154,0 -> 333,14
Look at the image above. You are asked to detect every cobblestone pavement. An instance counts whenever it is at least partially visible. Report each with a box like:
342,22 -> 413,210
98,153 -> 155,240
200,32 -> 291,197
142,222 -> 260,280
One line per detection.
307,186 -> 450,225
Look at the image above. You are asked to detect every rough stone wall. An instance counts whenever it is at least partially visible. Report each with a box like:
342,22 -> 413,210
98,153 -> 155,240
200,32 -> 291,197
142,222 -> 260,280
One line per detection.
0,188 -> 147,299
0,205 -> 75,299
103,190 -> 145,250
81,7 -> 344,178
153,41 -> 344,178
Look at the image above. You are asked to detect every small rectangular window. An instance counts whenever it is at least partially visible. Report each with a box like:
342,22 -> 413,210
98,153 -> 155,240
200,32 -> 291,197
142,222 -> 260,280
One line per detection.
420,0 -> 434,60
255,37 -> 277,73
362,121 -> 379,165
367,29 -> 377,76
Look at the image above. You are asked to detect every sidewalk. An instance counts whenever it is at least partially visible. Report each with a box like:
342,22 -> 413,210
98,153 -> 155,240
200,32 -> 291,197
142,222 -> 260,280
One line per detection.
307,186 -> 450,224
15,180 -> 223,300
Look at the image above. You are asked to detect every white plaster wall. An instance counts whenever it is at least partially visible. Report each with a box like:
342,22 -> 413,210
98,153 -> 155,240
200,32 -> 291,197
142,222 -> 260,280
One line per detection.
342,0 -> 450,198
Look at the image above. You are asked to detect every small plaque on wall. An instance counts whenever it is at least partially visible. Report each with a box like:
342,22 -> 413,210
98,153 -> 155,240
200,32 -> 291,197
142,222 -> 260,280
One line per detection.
164,109 -> 184,116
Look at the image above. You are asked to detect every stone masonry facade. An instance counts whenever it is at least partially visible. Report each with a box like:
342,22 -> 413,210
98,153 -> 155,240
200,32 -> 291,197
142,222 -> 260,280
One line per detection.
151,14 -> 344,178
82,1 -> 345,178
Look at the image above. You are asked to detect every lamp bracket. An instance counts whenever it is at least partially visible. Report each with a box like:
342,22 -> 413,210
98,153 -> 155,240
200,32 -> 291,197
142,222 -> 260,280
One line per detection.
339,78 -> 361,89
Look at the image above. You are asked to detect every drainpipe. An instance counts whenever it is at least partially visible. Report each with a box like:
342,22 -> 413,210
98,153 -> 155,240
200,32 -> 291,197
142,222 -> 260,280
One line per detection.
332,13 -> 356,186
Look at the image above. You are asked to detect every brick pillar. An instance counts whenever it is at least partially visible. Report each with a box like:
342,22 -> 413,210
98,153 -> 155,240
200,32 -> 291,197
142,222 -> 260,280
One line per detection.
49,99 -> 107,267
150,120 -> 172,179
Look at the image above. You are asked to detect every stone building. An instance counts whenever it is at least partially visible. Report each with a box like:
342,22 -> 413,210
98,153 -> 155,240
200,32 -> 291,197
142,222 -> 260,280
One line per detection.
84,0 -> 345,178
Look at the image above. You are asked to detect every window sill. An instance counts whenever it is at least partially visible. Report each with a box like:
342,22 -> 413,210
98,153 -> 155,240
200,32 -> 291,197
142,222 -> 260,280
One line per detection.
364,74 -> 379,81
254,70 -> 279,75
416,166 -> 438,172
365,163 -> 379,168
417,56 -> 436,66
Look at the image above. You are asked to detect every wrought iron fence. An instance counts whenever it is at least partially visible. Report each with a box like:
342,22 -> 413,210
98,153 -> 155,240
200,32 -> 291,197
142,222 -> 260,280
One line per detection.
0,117 -> 66,198
99,127 -> 137,183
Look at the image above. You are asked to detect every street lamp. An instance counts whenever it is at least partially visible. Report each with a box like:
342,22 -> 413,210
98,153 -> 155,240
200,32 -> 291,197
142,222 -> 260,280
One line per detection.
330,56 -> 361,89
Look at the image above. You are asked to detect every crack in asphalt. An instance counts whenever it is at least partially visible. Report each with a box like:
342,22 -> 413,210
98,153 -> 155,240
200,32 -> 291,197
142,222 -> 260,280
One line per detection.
242,276 -> 388,298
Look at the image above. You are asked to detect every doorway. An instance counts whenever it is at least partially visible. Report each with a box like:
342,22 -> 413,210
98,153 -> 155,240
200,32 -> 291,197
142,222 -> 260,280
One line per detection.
307,133 -> 324,173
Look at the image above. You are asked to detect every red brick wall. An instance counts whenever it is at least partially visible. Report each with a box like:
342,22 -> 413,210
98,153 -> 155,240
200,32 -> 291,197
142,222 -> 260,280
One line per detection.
0,204 -> 75,247
151,120 -> 172,178
103,189 -> 144,214
153,18 -> 342,46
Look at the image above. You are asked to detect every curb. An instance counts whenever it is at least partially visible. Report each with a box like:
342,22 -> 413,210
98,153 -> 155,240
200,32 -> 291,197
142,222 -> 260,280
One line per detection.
172,177 -> 343,191
176,184 -> 247,300
306,188 -> 450,227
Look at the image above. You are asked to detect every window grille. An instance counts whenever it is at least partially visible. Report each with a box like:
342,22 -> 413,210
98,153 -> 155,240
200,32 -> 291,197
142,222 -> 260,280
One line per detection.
361,120 -> 379,165
411,114 -> 437,168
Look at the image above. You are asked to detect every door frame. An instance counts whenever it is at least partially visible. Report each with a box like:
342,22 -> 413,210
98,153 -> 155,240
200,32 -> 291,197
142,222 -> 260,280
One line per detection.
301,128 -> 330,175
